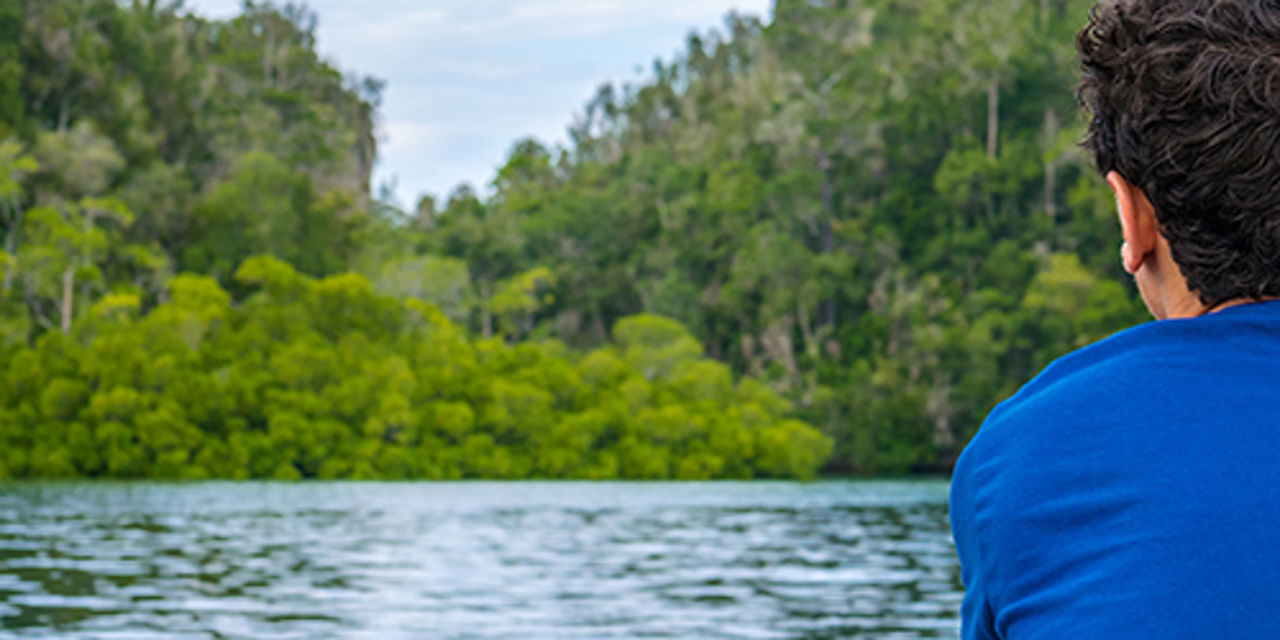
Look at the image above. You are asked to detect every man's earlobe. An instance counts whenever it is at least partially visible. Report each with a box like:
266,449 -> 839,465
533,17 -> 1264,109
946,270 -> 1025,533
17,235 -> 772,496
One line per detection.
1121,242 -> 1136,274
1106,171 -> 1157,274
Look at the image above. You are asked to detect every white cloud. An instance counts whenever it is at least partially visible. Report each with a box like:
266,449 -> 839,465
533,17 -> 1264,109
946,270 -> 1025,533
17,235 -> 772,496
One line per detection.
420,0 -> 767,40
181,0 -> 240,19
381,121 -> 441,150
328,8 -> 448,44
181,0 -> 774,203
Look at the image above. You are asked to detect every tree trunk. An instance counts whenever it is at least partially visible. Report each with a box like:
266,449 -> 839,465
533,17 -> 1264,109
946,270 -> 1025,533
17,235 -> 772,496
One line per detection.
264,21 -> 274,87
57,95 -> 71,133
817,151 -> 837,330
796,299 -> 823,383
60,268 -> 74,334
480,279 -> 493,339
1,250 -> 11,294
1044,108 -> 1059,219
2,202 -> 20,293
986,77 -> 1000,159
592,307 -> 607,344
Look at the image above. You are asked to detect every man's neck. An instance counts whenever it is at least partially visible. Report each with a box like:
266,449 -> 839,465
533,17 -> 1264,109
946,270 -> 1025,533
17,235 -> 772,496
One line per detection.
1205,297 -> 1277,316
1163,296 -> 1276,320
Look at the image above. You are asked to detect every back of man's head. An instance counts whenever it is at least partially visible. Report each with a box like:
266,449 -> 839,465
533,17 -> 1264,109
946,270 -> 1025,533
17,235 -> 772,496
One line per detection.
1079,0 -> 1280,306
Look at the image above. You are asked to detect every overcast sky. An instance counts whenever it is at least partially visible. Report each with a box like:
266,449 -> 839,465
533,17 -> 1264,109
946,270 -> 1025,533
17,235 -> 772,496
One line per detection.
182,0 -> 773,208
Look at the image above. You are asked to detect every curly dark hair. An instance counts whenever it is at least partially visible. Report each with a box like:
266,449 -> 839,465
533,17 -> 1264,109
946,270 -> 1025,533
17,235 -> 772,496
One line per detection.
1078,0 -> 1280,305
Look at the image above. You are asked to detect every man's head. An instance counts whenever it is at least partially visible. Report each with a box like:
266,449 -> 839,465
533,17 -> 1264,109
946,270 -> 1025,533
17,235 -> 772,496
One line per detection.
1078,0 -> 1280,318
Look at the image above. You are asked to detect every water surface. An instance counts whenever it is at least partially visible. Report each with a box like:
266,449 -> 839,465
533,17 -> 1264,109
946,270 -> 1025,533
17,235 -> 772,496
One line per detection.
0,481 -> 959,639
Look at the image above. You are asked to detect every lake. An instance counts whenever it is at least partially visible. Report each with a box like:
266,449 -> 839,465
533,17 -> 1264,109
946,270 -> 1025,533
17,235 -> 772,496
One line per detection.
0,481 -> 960,639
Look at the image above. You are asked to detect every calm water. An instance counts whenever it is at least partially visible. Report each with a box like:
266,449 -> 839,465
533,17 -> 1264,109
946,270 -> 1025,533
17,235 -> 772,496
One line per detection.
0,482 -> 960,639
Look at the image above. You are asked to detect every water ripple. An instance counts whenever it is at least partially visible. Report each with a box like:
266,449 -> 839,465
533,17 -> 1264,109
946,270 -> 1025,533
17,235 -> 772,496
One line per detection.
0,481 -> 959,639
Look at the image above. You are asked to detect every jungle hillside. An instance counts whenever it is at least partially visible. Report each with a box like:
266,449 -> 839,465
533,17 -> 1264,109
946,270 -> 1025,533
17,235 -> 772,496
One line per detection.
0,0 -> 1143,480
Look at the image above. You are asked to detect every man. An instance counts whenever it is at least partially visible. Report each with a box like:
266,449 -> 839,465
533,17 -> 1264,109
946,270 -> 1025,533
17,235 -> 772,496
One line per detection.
950,1 -> 1280,637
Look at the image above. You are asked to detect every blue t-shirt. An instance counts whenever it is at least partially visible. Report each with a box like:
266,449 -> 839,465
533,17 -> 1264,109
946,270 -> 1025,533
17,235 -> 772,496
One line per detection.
950,301 -> 1280,639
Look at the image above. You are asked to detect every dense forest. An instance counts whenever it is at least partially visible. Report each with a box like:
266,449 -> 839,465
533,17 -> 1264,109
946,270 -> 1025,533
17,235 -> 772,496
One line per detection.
0,0 -> 1142,480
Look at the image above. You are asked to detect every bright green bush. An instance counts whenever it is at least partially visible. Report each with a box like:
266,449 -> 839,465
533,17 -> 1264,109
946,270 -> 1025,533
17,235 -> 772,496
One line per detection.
0,262 -> 829,480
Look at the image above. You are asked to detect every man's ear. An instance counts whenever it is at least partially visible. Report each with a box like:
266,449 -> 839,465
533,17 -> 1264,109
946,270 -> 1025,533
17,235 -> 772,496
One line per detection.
1106,171 -> 1159,275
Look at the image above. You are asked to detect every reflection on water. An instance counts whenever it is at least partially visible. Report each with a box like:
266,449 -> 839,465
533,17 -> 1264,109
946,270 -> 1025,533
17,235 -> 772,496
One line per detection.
0,482 -> 959,639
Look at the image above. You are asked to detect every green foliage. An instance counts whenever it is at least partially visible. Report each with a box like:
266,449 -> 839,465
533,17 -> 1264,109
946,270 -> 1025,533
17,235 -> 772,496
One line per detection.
407,0 -> 1149,474
0,269 -> 827,479
0,0 -> 1151,478
372,255 -> 472,324
491,266 -> 556,340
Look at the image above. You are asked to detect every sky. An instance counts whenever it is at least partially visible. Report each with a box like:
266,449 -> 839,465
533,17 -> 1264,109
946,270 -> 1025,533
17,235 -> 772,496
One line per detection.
182,0 -> 774,209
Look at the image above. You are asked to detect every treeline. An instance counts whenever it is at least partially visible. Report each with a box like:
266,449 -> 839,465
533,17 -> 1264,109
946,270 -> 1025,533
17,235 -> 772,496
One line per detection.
0,0 -> 830,480
0,257 -> 829,480
0,0 -> 1142,479
408,0 -> 1147,472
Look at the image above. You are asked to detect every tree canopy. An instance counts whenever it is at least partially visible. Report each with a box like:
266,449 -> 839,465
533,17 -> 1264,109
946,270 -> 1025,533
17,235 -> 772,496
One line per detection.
0,0 -> 1142,478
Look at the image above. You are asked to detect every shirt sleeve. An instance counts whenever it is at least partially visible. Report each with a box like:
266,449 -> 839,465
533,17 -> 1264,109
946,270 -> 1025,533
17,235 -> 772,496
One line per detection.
951,448 -> 1000,640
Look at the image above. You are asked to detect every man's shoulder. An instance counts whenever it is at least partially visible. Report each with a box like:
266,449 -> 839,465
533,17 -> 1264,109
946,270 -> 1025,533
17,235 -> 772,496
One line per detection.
981,320 -> 1161,437
960,302 -> 1280,472
954,314 -> 1215,485
952,304 -> 1280,639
